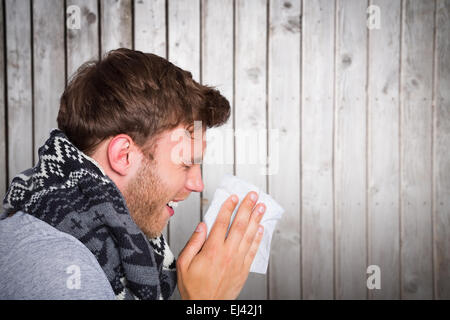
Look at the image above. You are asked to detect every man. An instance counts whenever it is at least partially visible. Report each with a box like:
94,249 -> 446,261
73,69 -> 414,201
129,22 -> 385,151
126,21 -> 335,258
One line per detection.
0,48 -> 266,300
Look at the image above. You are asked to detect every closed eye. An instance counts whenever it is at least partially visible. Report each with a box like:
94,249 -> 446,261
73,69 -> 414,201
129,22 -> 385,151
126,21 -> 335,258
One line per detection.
181,159 -> 193,171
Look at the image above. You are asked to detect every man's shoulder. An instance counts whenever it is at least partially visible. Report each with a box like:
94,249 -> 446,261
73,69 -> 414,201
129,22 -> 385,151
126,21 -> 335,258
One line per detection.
0,211 -> 116,300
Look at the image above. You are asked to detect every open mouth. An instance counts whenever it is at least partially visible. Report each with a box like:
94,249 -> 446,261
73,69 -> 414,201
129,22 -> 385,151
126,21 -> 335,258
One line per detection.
166,200 -> 178,209
166,200 -> 178,217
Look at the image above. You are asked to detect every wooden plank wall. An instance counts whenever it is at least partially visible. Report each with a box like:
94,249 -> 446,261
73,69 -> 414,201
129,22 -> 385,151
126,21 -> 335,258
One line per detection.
268,0 -> 301,300
368,0 -> 401,300
301,0 -> 334,300
401,0 -> 435,299
0,0 -> 449,300
334,0 -> 368,299
435,0 -> 450,299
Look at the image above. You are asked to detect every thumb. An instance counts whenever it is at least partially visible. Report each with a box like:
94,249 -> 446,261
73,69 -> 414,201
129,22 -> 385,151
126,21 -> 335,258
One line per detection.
178,222 -> 207,269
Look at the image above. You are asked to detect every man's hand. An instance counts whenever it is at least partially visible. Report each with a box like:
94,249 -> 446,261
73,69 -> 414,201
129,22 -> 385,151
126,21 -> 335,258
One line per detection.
176,191 -> 266,300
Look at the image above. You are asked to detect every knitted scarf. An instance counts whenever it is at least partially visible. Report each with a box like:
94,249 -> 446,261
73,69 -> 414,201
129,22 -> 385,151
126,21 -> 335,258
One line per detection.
2,129 -> 177,300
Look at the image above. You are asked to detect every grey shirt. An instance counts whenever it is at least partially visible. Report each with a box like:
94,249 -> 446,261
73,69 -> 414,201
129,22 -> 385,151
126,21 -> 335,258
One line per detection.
0,210 -> 116,300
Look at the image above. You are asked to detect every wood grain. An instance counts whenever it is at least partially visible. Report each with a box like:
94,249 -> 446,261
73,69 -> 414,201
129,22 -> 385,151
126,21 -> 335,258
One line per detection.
66,0 -> 99,78
268,0 -> 301,300
334,0 -> 368,299
434,0 -> 450,300
100,0 -> 132,55
5,0 -> 33,179
134,0 -> 166,57
400,0 -> 434,299
301,0 -> 335,300
0,0 -> 6,196
367,0 -> 401,299
32,0 -> 65,158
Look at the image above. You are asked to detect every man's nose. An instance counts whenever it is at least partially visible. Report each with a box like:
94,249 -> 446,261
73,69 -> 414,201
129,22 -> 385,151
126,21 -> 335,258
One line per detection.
185,165 -> 204,192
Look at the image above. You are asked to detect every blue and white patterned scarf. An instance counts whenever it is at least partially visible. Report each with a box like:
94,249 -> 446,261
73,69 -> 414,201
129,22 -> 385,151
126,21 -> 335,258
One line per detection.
2,129 -> 177,300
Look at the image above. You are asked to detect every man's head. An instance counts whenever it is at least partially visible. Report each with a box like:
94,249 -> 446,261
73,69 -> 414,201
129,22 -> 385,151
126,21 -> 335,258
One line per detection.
57,48 -> 230,238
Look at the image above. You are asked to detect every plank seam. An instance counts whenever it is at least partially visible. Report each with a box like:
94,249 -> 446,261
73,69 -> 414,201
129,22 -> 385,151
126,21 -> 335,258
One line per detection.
365,0 -> 371,301
2,0 -> 8,188
165,0 -> 169,59
98,0 -> 101,59
299,0 -> 303,301
431,0 -> 438,301
332,0 -> 338,300
199,0 -> 203,221
165,0 -> 170,245
398,0 -> 404,300
63,0 -> 67,87
265,0 -> 270,300
232,0 -> 236,176
131,0 -> 135,50
30,0 -> 35,165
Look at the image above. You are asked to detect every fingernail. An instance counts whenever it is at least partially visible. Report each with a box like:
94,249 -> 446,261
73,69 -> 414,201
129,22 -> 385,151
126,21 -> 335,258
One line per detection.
231,195 -> 238,203
258,205 -> 265,214
195,224 -> 203,232
258,225 -> 264,234
250,192 -> 257,202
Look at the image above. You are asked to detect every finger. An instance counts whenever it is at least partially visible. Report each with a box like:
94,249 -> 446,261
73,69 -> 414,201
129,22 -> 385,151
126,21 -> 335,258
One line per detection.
225,191 -> 258,251
243,225 -> 264,271
204,194 -> 239,247
238,203 -> 266,257
177,222 -> 207,272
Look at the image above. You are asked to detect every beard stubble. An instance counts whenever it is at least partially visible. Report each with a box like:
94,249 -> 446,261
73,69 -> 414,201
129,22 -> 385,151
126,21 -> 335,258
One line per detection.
123,158 -> 171,239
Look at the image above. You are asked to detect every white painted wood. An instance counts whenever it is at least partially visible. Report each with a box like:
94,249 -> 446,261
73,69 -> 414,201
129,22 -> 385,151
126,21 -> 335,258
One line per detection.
66,0 -> 99,78
167,0 -> 201,260
0,0 -> 6,197
5,0 -> 33,179
334,0 -> 368,299
434,0 -> 450,300
32,0 -> 65,160
400,0 -> 434,299
367,0 -> 401,300
134,0 -> 166,57
267,0 -> 301,300
235,0 -> 267,300
201,0 -> 234,219
100,0 -> 132,55
301,0 -> 335,300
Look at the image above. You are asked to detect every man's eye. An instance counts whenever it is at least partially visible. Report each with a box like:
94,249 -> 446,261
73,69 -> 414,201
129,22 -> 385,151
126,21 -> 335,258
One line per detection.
182,161 -> 192,170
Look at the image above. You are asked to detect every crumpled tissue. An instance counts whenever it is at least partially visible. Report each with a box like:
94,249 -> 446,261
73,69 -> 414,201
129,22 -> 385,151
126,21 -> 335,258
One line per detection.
203,174 -> 284,274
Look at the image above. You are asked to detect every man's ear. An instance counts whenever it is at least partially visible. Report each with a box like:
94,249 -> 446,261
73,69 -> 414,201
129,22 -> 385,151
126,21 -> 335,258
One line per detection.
107,135 -> 134,176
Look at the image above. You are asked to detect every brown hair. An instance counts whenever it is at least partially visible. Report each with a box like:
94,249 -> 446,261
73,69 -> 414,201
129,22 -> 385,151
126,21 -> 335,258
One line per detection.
57,48 -> 230,157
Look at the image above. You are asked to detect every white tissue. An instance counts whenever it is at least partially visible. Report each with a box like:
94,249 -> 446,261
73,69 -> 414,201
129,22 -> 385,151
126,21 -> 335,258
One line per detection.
203,174 -> 284,274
